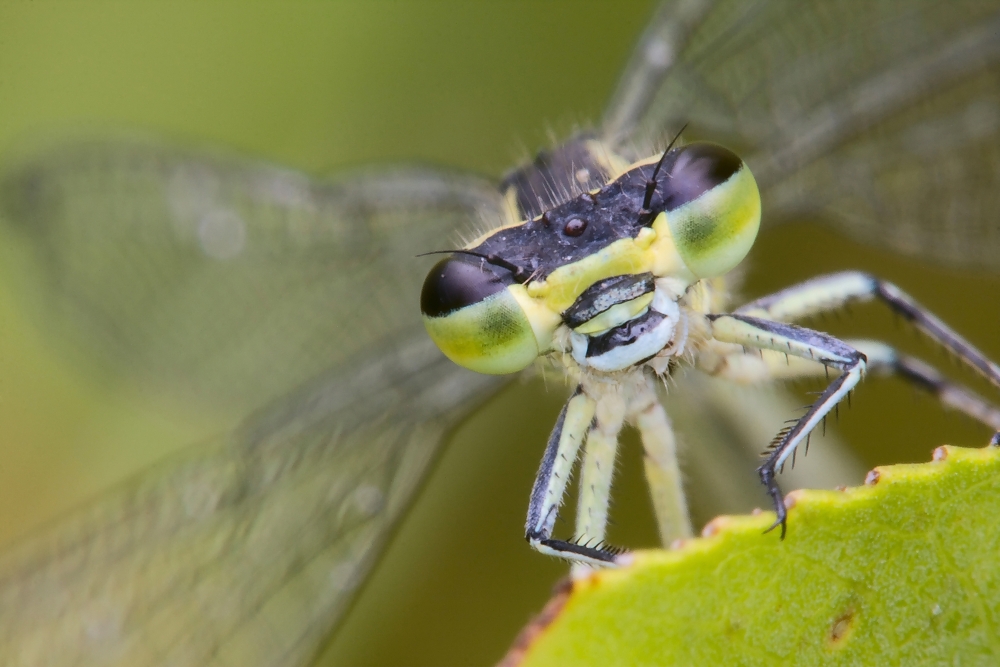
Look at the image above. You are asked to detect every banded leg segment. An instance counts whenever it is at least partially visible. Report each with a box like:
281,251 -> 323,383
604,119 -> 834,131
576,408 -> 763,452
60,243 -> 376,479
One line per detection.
854,341 -> 1000,430
628,374 -> 692,544
736,271 -> 1000,390
525,389 -> 599,562
709,314 -> 867,537
705,339 -> 1000,431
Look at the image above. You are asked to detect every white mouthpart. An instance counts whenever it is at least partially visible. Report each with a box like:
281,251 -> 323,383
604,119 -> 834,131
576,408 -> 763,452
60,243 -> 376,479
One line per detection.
571,289 -> 679,372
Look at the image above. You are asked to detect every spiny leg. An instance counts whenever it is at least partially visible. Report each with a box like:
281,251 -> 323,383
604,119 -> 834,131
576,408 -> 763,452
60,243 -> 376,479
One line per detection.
628,373 -> 692,544
525,388 -> 602,563
736,271 -> 1000,390
708,314 -> 866,537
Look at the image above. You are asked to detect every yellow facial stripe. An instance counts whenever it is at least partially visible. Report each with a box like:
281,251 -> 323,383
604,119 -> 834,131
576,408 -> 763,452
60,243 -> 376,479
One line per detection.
522,238 -> 643,313
573,292 -> 654,334
523,223 -> 691,315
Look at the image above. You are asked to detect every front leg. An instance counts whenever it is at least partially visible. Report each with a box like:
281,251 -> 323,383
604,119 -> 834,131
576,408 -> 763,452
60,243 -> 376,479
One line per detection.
525,388 -> 595,560
525,386 -> 628,567
708,314 -> 867,538
574,390 -> 627,564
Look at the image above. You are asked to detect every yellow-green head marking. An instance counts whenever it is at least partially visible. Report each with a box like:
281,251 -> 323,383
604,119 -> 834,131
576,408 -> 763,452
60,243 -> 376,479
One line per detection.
421,141 -> 761,375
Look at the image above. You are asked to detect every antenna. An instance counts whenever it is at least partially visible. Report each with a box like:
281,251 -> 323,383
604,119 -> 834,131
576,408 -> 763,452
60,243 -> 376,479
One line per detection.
640,123 -> 688,218
417,249 -> 533,283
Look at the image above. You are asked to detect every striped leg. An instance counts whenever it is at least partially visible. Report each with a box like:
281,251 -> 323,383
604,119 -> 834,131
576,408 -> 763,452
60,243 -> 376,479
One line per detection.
708,314 -> 866,537
853,340 -> 1000,430
736,271 -> 1000,390
525,389 -> 604,564
704,339 -> 1000,432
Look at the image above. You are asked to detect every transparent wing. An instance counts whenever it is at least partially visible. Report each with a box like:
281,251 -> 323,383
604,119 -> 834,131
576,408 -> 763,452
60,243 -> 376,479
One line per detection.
0,136 -> 506,414
603,0 -> 1000,267
0,338 -> 502,666
0,138 -> 508,665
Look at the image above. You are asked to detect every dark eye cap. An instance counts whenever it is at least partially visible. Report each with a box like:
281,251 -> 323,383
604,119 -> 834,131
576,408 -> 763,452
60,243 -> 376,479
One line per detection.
421,255 -> 513,318
660,142 -> 743,211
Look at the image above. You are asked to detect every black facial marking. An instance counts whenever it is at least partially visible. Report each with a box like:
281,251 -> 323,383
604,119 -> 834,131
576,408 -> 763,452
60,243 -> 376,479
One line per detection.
476,142 -> 743,282
475,160 -> 655,281
562,273 -> 655,329
586,308 -> 667,358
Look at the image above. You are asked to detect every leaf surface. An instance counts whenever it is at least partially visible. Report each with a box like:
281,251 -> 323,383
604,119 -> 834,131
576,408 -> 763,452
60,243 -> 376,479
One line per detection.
510,445 -> 1000,667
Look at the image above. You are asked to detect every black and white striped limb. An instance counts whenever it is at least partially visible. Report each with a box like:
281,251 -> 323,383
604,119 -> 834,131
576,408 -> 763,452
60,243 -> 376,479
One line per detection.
525,388 -> 623,567
708,313 -> 867,537
736,271 -> 1000,390
705,338 -> 1000,432
524,373 -> 692,567
855,341 -> 1000,430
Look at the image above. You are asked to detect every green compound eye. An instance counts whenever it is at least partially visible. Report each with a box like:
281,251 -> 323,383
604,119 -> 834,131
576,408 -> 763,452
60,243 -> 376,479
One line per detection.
421,256 -> 540,375
660,143 -> 761,279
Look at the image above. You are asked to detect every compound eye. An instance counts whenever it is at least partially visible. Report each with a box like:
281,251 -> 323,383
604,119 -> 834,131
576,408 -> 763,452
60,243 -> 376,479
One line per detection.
421,256 -> 540,375
420,255 -> 509,317
661,142 -> 761,279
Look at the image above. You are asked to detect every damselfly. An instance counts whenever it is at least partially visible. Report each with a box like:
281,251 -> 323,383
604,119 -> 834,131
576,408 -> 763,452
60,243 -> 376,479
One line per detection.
1,2 -> 999,665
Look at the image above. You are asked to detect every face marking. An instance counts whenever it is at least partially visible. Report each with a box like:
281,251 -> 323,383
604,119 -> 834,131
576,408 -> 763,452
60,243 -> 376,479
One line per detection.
570,287 -> 682,372
472,161 -> 672,282
561,273 -> 656,330
421,140 -> 760,376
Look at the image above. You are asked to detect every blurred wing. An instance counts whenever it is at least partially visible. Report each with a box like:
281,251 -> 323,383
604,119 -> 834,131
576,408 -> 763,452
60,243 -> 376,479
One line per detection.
0,136 -> 506,415
0,338 -> 502,666
603,0 -> 1000,267
0,138 -> 509,665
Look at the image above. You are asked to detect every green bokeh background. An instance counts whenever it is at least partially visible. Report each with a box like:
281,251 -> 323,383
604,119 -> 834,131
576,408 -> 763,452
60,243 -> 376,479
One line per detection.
0,3 -> 997,666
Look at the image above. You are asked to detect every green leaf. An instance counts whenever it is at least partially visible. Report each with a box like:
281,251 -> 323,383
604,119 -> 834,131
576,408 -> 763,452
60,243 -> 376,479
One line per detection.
508,445 -> 1000,666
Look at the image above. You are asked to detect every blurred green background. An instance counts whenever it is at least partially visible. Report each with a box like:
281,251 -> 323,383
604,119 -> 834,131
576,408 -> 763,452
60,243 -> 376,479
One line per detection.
0,2 -> 998,666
